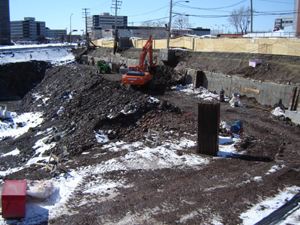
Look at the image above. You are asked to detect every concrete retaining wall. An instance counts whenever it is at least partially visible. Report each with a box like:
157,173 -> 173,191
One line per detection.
82,53 -> 139,68
83,49 -> 298,110
186,68 -> 297,108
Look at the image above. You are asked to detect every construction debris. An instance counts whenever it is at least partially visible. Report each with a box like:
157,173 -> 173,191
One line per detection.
249,59 -> 263,67
145,129 -> 161,148
229,93 -> 244,108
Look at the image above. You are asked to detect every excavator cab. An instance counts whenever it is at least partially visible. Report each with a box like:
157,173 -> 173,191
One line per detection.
128,65 -> 139,71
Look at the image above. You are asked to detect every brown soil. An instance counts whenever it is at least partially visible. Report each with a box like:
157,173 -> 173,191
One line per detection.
1,48 -> 300,224
173,50 -> 300,85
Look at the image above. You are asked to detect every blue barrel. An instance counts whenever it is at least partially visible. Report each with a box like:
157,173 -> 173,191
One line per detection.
231,120 -> 243,134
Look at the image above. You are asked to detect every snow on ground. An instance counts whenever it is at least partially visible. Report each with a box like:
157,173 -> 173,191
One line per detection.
172,84 -> 229,101
0,43 -> 76,65
0,53 -> 299,223
0,107 -> 298,224
240,186 -> 300,225
0,112 -> 43,141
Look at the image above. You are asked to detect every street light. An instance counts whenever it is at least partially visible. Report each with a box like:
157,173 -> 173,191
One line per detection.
70,13 -> 73,43
167,0 -> 189,49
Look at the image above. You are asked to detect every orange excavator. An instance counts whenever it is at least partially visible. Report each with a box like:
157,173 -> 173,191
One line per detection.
122,35 -> 155,86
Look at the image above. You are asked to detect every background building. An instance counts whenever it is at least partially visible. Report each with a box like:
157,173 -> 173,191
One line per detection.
0,0 -> 11,45
45,28 -> 67,42
87,12 -> 127,35
10,17 -> 67,42
11,17 -> 46,41
91,25 -> 210,40
91,26 -> 167,40
274,18 -> 293,31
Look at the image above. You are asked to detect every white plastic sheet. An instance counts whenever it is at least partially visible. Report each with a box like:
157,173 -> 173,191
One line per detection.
26,180 -> 55,199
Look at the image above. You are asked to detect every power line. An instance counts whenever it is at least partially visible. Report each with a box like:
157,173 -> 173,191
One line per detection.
176,0 -> 247,11
90,0 -> 110,10
171,10 -> 296,19
131,0 -> 295,26
139,16 -> 169,24
127,4 -> 169,18
259,0 -> 294,4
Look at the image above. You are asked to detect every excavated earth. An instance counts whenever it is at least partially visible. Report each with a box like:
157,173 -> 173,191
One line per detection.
1,47 -> 300,224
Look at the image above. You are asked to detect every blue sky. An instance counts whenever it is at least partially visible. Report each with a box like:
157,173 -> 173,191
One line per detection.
9,0 -> 295,34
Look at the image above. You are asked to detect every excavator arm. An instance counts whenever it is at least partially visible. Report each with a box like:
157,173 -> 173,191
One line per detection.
138,35 -> 154,72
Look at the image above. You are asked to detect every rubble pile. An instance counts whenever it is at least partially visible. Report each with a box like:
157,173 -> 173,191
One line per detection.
11,64 -> 191,160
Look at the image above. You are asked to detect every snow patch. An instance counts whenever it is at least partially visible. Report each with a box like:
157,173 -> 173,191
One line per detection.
0,112 -> 43,140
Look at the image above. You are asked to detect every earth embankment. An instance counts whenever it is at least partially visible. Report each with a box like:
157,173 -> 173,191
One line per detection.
0,61 -> 50,100
84,47 -> 300,85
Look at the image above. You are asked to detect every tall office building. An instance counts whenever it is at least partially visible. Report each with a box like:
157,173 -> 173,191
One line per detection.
11,17 -> 46,41
0,0 -> 11,45
87,12 -> 127,34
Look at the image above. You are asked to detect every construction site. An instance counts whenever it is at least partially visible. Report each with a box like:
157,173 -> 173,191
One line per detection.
0,35 -> 300,224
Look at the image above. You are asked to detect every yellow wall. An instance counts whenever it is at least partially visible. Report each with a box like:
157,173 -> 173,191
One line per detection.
92,37 -> 300,56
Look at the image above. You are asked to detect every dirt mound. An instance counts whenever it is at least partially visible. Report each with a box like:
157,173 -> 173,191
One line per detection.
1,64 -> 182,165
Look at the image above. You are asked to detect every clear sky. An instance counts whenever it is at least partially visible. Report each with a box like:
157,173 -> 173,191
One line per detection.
9,0 -> 295,34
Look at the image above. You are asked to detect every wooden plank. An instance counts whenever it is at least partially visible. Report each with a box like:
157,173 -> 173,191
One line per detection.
289,87 -> 298,111
293,88 -> 300,111
197,102 -> 220,156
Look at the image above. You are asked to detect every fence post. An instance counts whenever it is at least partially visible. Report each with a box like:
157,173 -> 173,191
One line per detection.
197,102 -> 220,156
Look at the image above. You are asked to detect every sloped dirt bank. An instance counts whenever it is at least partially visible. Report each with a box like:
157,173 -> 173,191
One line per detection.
0,61 -> 50,100
174,50 -> 300,85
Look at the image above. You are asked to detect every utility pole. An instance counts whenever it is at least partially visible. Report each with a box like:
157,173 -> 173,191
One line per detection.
250,0 -> 253,33
167,1 -> 189,49
82,8 -> 90,47
167,0 -> 173,49
112,0 -> 122,54
70,13 -> 73,43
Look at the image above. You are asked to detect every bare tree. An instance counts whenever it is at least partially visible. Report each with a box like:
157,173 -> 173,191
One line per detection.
154,20 -> 167,27
141,20 -> 167,28
141,21 -> 156,27
172,15 -> 191,29
228,6 -> 251,34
